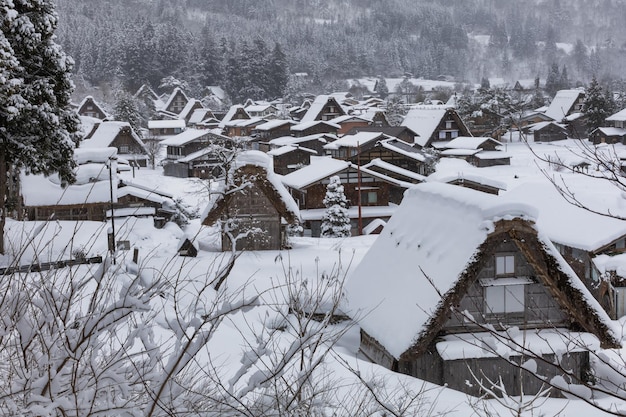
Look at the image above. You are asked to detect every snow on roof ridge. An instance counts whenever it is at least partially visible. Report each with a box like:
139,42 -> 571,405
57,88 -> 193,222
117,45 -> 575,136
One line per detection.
409,182 -> 537,223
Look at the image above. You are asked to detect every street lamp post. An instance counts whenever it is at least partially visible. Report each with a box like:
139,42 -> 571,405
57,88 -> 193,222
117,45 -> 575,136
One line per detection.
108,155 -> 117,264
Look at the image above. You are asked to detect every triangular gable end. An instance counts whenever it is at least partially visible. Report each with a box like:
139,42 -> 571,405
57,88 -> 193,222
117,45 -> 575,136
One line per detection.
399,218 -> 620,362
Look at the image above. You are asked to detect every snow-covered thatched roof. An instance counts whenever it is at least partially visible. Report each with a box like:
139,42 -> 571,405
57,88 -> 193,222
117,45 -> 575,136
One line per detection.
300,95 -> 345,123
80,121 -> 145,150
201,151 -> 300,226
345,182 -> 620,359
544,89 -> 584,122
281,157 -> 350,190
401,106 -> 449,147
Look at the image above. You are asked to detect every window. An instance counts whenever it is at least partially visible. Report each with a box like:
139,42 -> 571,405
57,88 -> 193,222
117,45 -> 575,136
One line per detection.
445,121 -> 453,129
484,283 -> 525,314
439,131 -> 447,139
496,254 -> 515,276
119,145 -> 129,154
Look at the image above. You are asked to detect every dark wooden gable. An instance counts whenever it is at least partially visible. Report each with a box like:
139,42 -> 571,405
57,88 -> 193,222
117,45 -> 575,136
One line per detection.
165,89 -> 189,114
400,218 -> 620,362
78,97 -> 108,120
426,108 -> 472,147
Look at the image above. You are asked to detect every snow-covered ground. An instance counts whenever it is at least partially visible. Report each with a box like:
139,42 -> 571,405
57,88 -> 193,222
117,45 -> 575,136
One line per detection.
9,140 -> 626,415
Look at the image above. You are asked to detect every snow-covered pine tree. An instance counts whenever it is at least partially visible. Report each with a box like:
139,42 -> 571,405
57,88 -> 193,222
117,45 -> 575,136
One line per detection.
0,0 -> 81,253
321,175 -> 351,238
113,90 -> 143,135
583,76 -> 612,132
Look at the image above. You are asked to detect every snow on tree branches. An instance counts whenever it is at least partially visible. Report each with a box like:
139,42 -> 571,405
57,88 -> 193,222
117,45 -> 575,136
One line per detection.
0,0 -> 81,253
321,176 -> 351,238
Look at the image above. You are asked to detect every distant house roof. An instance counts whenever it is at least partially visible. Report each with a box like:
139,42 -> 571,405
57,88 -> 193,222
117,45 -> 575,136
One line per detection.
254,119 -> 297,131
219,105 -> 250,128
606,107 -> 626,123
178,99 -> 204,121
281,156 -> 351,190
160,128 -> 216,147
148,119 -> 186,129
76,96 -> 109,119
300,95 -> 346,122
544,89 -> 585,121
80,121 -> 145,151
291,120 -> 340,132
401,106 -> 457,147
345,182 -> 620,359
362,158 -> 426,183
444,136 -> 502,150
323,131 -> 388,150
269,133 -> 337,147
267,145 -> 317,156
188,108 -> 215,125
162,87 -> 189,112
377,138 -> 429,162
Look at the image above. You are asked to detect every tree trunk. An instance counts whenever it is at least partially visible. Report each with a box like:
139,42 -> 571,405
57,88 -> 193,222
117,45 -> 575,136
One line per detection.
0,150 -> 6,254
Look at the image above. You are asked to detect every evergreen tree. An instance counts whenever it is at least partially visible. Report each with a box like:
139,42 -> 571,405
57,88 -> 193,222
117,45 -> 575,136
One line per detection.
559,65 -> 570,90
582,76 -> 612,132
267,42 -> 289,99
0,0 -> 81,253
545,62 -> 561,95
376,77 -> 389,99
320,176 -> 351,238
113,90 -> 143,135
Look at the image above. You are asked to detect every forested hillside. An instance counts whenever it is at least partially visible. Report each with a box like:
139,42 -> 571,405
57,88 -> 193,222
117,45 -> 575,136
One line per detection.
55,0 -> 626,101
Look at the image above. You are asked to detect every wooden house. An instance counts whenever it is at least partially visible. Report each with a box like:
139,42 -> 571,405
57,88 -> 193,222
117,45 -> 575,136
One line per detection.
291,120 -> 340,137
253,120 -> 297,142
80,121 -> 149,167
77,96 -> 109,120
439,136 -> 510,168
300,95 -> 346,122
590,127 -> 626,145
544,89 -> 585,123
201,151 -> 300,251
324,132 -> 390,160
329,115 -> 371,135
268,145 -> 317,175
187,108 -> 218,128
268,133 -> 338,155
345,126 -> 419,145
218,105 -> 250,129
116,180 -> 177,227
281,156 -> 408,236
223,117 -> 266,138
178,99 -> 205,124
162,87 -> 190,115
22,148 -> 118,221
591,108 -> 626,144
244,102 -> 279,118
147,119 -> 186,139
526,121 -> 568,142
346,182 -> 620,397
350,138 -> 434,176
401,106 -> 471,148
161,129 -> 232,178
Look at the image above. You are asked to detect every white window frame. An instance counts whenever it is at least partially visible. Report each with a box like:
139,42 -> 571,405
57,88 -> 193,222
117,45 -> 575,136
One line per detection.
496,254 -> 515,276
481,277 -> 530,314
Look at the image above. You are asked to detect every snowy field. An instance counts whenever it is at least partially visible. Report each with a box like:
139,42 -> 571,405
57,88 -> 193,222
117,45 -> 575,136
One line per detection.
7,139 -> 626,415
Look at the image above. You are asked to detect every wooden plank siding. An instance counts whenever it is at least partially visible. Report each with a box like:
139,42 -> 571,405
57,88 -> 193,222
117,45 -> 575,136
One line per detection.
398,350 -> 589,397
